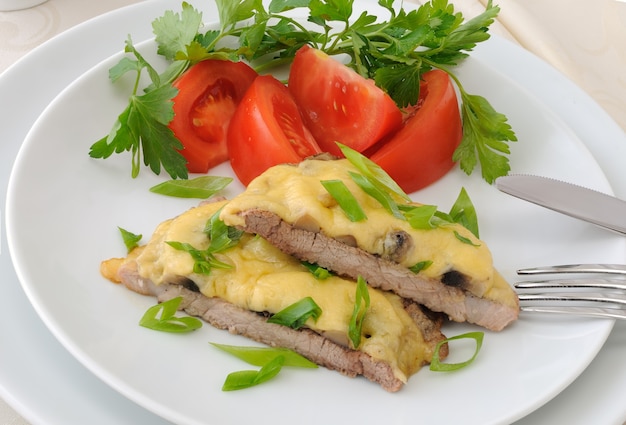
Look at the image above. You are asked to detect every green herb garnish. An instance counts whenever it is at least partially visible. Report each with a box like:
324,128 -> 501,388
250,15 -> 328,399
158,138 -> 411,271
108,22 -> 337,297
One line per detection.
453,230 -> 480,247
212,343 -> 317,391
222,355 -> 285,391
447,187 -> 479,238
302,261 -> 333,280
93,0 -> 515,184
118,227 -> 142,253
139,296 -> 203,333
149,175 -> 232,198
401,204 -> 439,230
399,187 -> 480,241
339,143 -> 410,202
349,171 -> 404,219
340,145 -> 481,242
167,208 -> 243,274
321,179 -> 367,222
166,241 -> 233,274
267,297 -> 322,329
210,343 -> 318,368
204,207 -> 244,252
348,276 -> 370,349
430,331 -> 484,372
409,260 -> 433,274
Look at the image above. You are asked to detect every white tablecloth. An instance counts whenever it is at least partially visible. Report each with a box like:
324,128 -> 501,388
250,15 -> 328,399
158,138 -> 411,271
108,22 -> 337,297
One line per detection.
2,0 -> 625,424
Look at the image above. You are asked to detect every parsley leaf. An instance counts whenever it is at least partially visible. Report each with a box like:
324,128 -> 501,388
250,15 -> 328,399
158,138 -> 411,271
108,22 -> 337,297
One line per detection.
453,91 -> 517,183
89,38 -> 189,179
153,2 -> 204,61
90,4 -> 205,179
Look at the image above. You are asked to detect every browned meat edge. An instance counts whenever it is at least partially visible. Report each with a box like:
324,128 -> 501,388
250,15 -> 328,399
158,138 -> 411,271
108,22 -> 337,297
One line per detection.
117,260 -> 448,393
235,209 -> 519,331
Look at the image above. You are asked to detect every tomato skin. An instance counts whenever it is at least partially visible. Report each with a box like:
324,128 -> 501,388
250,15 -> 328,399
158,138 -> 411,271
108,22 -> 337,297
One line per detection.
287,45 -> 402,156
228,74 -> 322,186
169,60 -> 258,173
368,70 -> 463,193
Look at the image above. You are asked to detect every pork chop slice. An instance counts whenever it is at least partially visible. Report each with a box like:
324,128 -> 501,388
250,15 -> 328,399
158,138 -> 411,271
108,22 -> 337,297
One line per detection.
115,258 -> 448,392
234,209 -> 518,331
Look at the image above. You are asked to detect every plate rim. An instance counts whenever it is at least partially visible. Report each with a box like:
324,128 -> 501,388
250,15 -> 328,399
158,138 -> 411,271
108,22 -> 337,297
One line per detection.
3,1 -> 626,424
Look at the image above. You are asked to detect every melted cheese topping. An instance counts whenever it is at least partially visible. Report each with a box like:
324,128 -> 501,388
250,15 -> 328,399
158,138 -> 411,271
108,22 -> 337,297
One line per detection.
221,158 -> 514,306
135,200 -> 430,383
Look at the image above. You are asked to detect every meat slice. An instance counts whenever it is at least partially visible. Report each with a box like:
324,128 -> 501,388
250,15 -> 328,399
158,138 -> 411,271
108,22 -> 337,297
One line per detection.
234,209 -> 519,331
116,259 -> 448,392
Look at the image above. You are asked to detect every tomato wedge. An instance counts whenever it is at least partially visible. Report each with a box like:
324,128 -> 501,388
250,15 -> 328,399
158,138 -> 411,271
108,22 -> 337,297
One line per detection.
287,45 -> 402,156
368,69 -> 463,193
169,60 -> 258,173
227,74 -> 322,186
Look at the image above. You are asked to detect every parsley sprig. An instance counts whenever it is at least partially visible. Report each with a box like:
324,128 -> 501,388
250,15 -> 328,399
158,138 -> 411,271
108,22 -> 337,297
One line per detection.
224,0 -> 517,182
92,0 -> 515,183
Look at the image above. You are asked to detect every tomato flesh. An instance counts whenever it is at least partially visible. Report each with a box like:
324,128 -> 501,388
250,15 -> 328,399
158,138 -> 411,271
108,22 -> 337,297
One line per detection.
368,69 -> 463,193
288,45 -> 402,156
228,74 -> 322,186
169,60 -> 258,173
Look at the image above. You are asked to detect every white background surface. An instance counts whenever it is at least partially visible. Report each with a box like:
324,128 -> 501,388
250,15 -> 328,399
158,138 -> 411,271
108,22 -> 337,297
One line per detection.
1,0 -> 626,424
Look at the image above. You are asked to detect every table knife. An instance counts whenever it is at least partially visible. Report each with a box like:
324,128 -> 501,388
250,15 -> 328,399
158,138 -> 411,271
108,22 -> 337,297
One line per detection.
495,174 -> 626,236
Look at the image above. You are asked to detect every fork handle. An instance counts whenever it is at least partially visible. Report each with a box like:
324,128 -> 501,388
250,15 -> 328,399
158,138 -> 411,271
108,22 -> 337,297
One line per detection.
517,264 -> 626,275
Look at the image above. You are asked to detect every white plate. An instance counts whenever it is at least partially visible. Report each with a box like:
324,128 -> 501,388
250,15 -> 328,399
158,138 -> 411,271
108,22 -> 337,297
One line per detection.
3,1 -> 626,425
0,2 -> 182,424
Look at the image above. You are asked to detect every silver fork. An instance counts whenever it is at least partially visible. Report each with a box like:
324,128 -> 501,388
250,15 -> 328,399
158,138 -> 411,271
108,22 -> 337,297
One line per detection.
515,264 -> 626,319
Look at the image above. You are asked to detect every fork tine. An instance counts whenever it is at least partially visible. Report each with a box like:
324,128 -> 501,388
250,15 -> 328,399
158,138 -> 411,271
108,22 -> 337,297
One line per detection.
519,305 -> 626,320
518,292 -> 626,306
515,279 -> 626,290
517,264 -> 626,275
515,264 -> 626,319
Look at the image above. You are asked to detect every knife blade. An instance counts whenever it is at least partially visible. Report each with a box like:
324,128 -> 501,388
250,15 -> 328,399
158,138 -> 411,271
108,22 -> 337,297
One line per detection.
495,174 -> 626,235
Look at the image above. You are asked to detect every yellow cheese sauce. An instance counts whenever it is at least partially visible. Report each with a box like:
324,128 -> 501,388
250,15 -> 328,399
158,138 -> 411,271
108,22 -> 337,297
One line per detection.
220,158 -> 513,305
135,200 -> 430,383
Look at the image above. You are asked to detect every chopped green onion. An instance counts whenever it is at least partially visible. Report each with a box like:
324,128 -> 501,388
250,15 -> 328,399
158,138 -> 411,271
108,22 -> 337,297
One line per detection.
321,179 -> 367,222
409,260 -> 433,274
453,230 -> 480,247
165,241 -> 233,274
222,355 -> 285,391
399,188 -> 481,243
430,331 -> 484,372
448,187 -> 479,238
348,276 -> 370,349
204,207 -> 243,252
301,261 -> 333,280
166,210 -> 242,275
338,143 -> 410,202
139,297 -> 203,333
349,172 -> 404,219
267,297 -> 322,329
118,226 -> 142,253
210,343 -> 317,368
401,204 -> 439,229
149,175 -> 232,198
